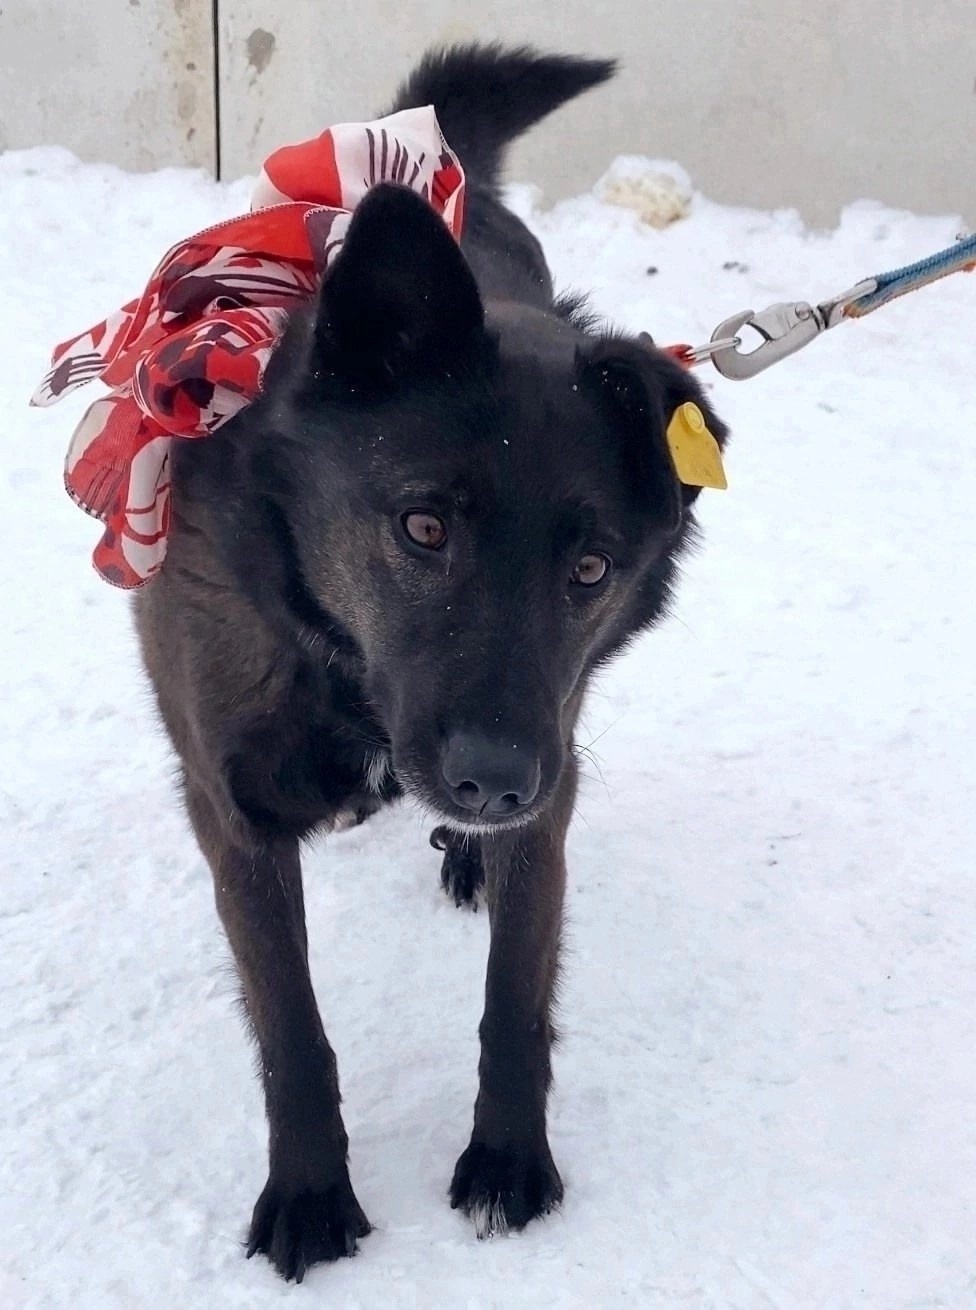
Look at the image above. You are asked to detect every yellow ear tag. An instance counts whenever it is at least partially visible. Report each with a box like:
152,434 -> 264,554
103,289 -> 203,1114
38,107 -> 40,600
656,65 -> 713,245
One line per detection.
665,402 -> 727,490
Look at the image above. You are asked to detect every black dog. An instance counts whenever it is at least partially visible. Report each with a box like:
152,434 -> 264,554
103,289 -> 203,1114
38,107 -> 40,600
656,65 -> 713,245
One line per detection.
135,43 -> 728,1282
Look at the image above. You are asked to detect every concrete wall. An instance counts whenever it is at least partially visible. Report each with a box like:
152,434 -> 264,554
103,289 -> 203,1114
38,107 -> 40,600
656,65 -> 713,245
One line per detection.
217,0 -> 974,226
0,0 -> 215,172
3,1 -> 973,226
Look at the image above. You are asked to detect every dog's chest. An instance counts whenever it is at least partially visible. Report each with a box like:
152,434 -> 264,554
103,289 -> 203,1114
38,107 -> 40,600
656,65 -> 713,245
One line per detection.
225,668 -> 398,835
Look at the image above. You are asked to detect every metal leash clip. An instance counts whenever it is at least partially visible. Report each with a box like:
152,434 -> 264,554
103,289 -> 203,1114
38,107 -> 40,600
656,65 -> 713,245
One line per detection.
675,231 -> 974,382
704,280 -> 878,380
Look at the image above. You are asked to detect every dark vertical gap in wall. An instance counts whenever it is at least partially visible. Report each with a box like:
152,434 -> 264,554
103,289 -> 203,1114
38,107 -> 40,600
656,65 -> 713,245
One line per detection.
212,0 -> 222,179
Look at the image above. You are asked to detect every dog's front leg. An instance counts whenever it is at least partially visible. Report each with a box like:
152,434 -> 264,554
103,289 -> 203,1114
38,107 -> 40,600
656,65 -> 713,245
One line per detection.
450,760 -> 575,1236
185,783 -> 369,1282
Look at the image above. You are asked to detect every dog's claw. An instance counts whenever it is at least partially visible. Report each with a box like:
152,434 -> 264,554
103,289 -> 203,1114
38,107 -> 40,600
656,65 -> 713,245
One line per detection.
431,827 -> 485,909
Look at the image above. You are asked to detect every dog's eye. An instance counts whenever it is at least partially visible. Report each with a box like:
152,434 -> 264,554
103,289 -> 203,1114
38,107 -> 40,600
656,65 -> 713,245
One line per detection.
570,553 -> 611,587
402,511 -> 447,550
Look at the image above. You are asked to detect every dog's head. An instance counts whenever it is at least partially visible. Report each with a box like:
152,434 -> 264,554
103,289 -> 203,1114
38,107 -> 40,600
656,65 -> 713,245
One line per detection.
231,185 -> 727,831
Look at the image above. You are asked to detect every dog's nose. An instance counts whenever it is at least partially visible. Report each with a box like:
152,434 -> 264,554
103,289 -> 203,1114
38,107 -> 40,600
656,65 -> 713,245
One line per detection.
441,731 -> 541,817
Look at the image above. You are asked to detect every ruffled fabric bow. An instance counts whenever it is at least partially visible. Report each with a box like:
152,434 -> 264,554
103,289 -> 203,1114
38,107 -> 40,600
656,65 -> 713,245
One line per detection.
31,107 -> 465,587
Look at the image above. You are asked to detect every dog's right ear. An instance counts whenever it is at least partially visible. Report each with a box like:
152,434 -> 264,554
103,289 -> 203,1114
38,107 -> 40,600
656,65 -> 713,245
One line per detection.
312,183 -> 485,385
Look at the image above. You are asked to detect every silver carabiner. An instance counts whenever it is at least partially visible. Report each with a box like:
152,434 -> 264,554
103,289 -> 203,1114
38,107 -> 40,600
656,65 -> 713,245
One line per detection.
816,278 -> 879,328
708,301 -> 826,380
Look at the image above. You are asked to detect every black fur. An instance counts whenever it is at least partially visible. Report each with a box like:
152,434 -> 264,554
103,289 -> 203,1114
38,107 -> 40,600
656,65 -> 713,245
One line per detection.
133,42 -> 728,1282
390,44 -> 616,190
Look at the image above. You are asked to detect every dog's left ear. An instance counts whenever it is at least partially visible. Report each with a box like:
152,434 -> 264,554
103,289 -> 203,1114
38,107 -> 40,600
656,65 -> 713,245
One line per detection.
313,183 -> 485,384
577,338 -> 730,529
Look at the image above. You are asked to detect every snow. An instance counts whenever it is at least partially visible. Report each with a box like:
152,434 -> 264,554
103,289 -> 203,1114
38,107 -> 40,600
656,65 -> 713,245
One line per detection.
3,144 -> 975,1309
593,156 -> 693,227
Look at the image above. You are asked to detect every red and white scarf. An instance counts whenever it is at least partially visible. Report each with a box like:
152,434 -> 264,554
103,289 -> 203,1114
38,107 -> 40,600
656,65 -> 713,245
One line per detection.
32,107 -> 465,589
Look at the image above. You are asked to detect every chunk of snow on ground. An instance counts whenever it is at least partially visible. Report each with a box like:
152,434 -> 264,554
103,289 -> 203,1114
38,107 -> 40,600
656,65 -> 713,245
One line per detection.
594,155 -> 694,227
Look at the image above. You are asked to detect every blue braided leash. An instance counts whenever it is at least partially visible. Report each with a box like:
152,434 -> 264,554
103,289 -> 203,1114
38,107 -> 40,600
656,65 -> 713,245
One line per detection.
843,231 -> 976,318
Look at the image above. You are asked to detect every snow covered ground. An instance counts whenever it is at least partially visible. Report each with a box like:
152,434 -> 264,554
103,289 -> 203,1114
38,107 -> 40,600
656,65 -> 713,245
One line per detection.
2,144 -> 974,1309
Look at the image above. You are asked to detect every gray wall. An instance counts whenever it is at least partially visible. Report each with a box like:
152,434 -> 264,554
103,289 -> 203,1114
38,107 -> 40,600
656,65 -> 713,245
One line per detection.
3,1 -> 973,226
0,0 -> 214,172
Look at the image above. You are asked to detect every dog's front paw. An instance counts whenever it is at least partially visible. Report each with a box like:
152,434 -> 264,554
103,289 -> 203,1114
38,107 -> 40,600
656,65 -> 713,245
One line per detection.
450,1141 -> 563,1236
431,826 -> 485,908
246,1175 -> 371,1282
